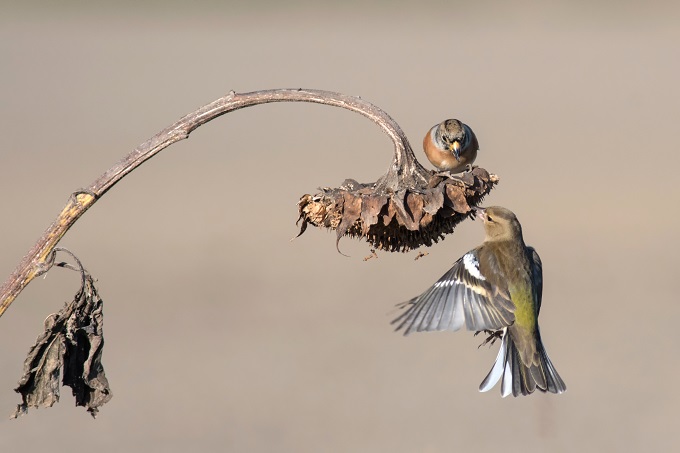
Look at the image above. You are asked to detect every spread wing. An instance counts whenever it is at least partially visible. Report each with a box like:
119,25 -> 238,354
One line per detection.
392,249 -> 516,335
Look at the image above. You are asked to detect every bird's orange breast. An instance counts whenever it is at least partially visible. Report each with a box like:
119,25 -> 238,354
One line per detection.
423,128 -> 476,173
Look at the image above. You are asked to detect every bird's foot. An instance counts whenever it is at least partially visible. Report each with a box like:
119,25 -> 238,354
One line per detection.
475,329 -> 503,348
433,170 -> 456,179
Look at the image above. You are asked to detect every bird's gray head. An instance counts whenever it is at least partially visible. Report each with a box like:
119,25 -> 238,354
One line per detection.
436,119 -> 466,160
435,119 -> 478,161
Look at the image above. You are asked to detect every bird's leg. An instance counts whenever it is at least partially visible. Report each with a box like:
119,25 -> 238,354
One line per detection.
433,170 -> 467,183
474,329 -> 503,348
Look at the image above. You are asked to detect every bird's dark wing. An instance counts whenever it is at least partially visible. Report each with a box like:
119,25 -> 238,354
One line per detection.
392,249 -> 516,335
527,247 -> 543,315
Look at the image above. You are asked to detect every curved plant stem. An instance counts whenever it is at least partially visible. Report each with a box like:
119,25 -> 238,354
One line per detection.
0,89 -> 428,317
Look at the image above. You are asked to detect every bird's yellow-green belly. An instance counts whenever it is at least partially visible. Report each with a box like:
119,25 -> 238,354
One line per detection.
509,287 -> 536,332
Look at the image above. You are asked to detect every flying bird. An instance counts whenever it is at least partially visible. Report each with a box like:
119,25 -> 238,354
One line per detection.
393,206 -> 566,397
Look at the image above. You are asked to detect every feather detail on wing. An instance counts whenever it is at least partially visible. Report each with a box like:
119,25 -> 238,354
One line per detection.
392,249 -> 515,335
527,246 -> 543,315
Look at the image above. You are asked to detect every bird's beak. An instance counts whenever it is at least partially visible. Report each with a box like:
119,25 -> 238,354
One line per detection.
451,141 -> 461,161
474,206 -> 486,221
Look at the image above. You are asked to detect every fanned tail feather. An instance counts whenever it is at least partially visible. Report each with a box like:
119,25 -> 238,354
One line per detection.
479,327 -> 566,397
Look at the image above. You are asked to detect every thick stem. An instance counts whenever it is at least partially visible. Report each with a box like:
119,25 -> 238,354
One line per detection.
0,89 -> 427,317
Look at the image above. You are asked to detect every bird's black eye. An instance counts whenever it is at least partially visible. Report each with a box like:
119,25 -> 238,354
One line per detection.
486,215 -> 493,222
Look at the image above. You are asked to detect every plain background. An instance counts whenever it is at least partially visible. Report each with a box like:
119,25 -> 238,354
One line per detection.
1,1 -> 679,451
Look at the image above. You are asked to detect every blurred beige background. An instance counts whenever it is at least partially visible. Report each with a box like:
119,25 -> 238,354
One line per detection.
1,1 -> 679,451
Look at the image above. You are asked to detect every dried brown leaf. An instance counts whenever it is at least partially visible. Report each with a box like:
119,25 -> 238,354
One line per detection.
360,194 -> 388,235
421,189 -> 444,215
13,274 -> 112,419
391,192 -> 419,231
445,184 -> 471,214
405,193 -> 424,227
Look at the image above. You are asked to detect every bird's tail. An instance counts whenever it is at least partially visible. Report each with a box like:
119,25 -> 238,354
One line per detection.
479,327 -> 566,397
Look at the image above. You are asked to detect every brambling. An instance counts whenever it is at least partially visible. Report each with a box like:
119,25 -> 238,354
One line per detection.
422,119 -> 478,174
393,206 -> 566,397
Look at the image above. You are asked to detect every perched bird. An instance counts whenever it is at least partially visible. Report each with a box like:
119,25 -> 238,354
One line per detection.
422,119 -> 479,173
393,206 -> 566,397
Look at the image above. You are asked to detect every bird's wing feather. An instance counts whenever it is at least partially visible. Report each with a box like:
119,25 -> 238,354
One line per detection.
527,247 -> 543,315
392,249 -> 515,335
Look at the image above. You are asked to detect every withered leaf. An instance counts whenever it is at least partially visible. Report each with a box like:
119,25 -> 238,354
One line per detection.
472,166 -> 491,181
421,189 -> 444,215
391,191 -> 419,231
360,194 -> 388,235
459,170 -> 475,186
420,212 -> 434,228
12,314 -> 64,418
445,184 -> 471,214
405,193 -> 424,227
383,198 -> 397,227
13,274 -> 112,419
336,192 -> 362,252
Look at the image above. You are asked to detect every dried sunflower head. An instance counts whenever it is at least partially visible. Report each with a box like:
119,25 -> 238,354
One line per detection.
297,167 -> 498,252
